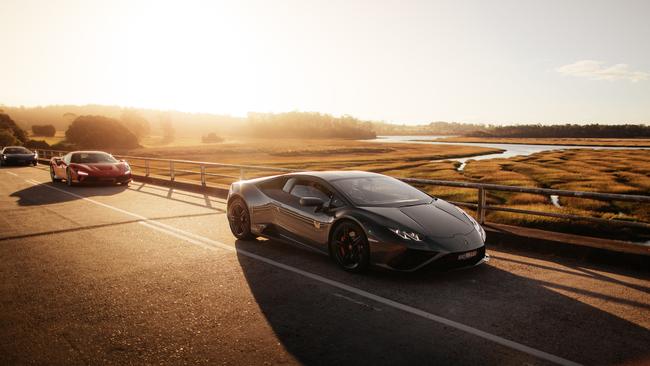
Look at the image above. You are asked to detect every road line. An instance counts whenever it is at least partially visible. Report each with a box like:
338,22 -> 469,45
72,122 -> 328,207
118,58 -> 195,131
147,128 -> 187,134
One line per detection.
5,171 -> 19,176
22,177 -> 580,366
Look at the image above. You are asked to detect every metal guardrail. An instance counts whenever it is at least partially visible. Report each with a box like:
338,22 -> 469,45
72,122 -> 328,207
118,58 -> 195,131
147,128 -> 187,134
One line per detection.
34,149 -> 650,231
35,149 -> 299,183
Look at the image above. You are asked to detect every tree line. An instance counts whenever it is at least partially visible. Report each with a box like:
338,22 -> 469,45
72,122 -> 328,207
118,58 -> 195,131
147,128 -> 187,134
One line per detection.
466,124 -> 650,138
245,112 -> 376,139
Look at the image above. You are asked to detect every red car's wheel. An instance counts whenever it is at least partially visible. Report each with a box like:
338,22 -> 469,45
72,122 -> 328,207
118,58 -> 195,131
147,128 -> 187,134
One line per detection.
66,168 -> 74,187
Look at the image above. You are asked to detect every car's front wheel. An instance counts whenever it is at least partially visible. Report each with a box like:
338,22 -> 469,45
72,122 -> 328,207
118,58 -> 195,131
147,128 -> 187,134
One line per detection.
329,221 -> 370,273
227,198 -> 255,240
50,166 -> 61,183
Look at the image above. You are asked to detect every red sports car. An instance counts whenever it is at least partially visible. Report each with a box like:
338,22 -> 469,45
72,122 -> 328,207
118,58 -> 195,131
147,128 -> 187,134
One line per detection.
50,151 -> 132,186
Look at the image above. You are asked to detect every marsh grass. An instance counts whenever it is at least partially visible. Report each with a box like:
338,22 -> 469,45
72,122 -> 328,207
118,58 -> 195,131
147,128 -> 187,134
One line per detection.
126,140 -> 649,242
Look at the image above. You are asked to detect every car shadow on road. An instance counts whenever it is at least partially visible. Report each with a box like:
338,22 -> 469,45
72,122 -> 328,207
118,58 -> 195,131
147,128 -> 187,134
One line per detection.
234,239 -> 650,366
9,182 -> 128,206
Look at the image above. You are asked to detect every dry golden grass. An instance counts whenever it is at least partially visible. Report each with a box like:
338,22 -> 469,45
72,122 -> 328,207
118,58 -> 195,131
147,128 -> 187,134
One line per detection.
122,138 -> 649,241
436,136 -> 650,147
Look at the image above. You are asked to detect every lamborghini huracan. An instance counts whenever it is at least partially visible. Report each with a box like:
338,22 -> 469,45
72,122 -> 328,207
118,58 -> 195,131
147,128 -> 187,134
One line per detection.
50,151 -> 132,186
227,171 -> 488,273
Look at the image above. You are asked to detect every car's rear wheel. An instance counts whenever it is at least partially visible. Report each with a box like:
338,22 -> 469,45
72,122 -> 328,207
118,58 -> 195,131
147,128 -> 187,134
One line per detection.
329,221 -> 370,273
228,198 -> 255,240
66,168 -> 74,186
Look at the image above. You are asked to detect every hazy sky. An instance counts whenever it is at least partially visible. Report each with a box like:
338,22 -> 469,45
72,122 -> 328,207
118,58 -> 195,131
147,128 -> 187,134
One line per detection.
1,0 -> 649,124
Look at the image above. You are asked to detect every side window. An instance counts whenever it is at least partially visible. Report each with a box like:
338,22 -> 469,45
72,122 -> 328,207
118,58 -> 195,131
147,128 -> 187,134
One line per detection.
63,153 -> 72,164
290,180 -> 329,200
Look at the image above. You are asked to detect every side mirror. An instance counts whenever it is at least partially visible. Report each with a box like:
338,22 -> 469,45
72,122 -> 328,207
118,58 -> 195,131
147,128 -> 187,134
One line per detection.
299,197 -> 325,208
119,159 -> 126,162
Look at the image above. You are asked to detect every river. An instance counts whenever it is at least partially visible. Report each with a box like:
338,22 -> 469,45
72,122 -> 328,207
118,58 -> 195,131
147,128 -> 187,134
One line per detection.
371,135 -> 649,169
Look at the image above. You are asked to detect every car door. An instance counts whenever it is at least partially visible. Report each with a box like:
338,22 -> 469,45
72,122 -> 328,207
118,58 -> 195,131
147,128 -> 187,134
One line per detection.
282,178 -> 340,251
54,153 -> 70,178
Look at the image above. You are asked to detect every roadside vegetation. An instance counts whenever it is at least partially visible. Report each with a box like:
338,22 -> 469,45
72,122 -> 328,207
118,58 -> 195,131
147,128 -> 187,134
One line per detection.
434,137 -> 650,147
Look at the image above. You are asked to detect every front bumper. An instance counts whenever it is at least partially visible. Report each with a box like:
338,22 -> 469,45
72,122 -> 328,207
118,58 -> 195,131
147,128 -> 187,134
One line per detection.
1,157 -> 37,165
372,244 -> 488,272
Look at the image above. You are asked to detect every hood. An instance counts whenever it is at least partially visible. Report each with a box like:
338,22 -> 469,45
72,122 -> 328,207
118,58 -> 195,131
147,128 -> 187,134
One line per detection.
71,163 -> 127,175
362,199 -> 474,239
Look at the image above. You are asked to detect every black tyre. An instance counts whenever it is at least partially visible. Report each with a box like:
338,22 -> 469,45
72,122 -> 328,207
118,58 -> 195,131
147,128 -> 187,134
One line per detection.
50,166 -> 61,183
33,161 -> 37,166
66,168 -> 74,186
329,221 -> 370,273
228,198 -> 255,240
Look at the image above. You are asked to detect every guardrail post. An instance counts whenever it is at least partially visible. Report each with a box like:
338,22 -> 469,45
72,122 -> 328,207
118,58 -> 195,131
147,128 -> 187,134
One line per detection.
200,165 -> 206,186
170,161 -> 175,182
240,168 -> 245,180
145,160 -> 150,177
477,187 -> 486,224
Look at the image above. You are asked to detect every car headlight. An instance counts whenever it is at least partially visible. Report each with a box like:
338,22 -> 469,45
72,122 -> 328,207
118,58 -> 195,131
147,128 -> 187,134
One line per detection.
123,163 -> 131,174
453,206 -> 486,242
389,228 -> 423,241
34,152 -> 38,158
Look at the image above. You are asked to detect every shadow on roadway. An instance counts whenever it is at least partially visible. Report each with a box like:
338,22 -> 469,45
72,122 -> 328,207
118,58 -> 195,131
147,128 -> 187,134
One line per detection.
10,181 -> 128,206
234,239 -> 650,365
127,182 -> 226,212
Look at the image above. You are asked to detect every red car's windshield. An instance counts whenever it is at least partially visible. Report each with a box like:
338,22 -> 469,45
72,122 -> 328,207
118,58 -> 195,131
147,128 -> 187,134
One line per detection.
71,153 -> 118,164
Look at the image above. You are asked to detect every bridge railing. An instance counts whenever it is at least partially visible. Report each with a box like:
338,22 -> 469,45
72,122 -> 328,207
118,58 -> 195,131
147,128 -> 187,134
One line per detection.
34,149 -> 650,231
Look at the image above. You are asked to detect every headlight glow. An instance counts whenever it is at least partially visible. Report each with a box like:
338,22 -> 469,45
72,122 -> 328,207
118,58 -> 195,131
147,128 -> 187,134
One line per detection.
389,228 -> 423,241
76,170 -> 89,176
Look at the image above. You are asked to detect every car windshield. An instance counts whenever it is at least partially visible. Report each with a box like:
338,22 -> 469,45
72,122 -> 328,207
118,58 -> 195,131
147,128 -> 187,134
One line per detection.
331,176 -> 432,207
4,147 -> 32,154
71,153 -> 118,164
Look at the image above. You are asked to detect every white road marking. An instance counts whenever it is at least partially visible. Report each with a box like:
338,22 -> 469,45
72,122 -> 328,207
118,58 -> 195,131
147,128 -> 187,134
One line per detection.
333,292 -> 382,311
5,171 -> 19,176
22,176 -> 580,366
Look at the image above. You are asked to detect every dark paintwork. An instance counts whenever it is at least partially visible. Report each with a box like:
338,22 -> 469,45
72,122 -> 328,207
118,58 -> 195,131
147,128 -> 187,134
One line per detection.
228,171 -> 488,271
0,146 -> 37,166
228,171 -> 489,271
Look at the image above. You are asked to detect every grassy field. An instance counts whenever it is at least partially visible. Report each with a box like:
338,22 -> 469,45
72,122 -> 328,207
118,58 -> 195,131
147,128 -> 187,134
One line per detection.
433,136 -> 650,147
119,138 -> 650,242
380,149 -> 650,242
38,134 -> 649,242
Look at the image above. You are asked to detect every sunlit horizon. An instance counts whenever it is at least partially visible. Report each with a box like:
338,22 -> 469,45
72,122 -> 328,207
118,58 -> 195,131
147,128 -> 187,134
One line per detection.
2,0 -> 649,125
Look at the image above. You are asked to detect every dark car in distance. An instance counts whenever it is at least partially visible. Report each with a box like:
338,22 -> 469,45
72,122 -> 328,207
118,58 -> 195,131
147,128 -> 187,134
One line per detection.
227,171 -> 488,273
0,146 -> 38,166
50,151 -> 132,186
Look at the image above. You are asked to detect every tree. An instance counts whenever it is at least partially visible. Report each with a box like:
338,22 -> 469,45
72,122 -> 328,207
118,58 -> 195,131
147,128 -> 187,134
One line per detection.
120,109 -> 150,139
0,112 -> 28,144
65,115 -> 139,149
31,124 -> 56,137
0,129 -> 19,146
24,139 -> 51,149
202,132 -> 223,143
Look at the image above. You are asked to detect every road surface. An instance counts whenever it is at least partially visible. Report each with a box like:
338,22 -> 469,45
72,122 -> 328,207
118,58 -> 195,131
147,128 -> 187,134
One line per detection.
1,165 -> 649,365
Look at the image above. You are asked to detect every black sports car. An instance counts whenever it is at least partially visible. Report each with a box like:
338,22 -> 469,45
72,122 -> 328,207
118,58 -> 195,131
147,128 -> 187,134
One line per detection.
0,146 -> 38,166
227,171 -> 488,273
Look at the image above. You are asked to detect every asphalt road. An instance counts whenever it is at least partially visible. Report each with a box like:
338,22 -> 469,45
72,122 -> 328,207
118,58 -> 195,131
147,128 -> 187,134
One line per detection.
1,165 -> 649,366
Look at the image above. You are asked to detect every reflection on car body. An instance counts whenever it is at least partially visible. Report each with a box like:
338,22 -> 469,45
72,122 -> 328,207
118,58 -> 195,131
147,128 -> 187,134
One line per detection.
227,171 -> 488,273
49,151 -> 132,186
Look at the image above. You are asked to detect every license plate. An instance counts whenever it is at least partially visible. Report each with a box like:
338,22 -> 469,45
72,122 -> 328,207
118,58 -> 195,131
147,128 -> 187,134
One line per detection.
458,250 -> 477,260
